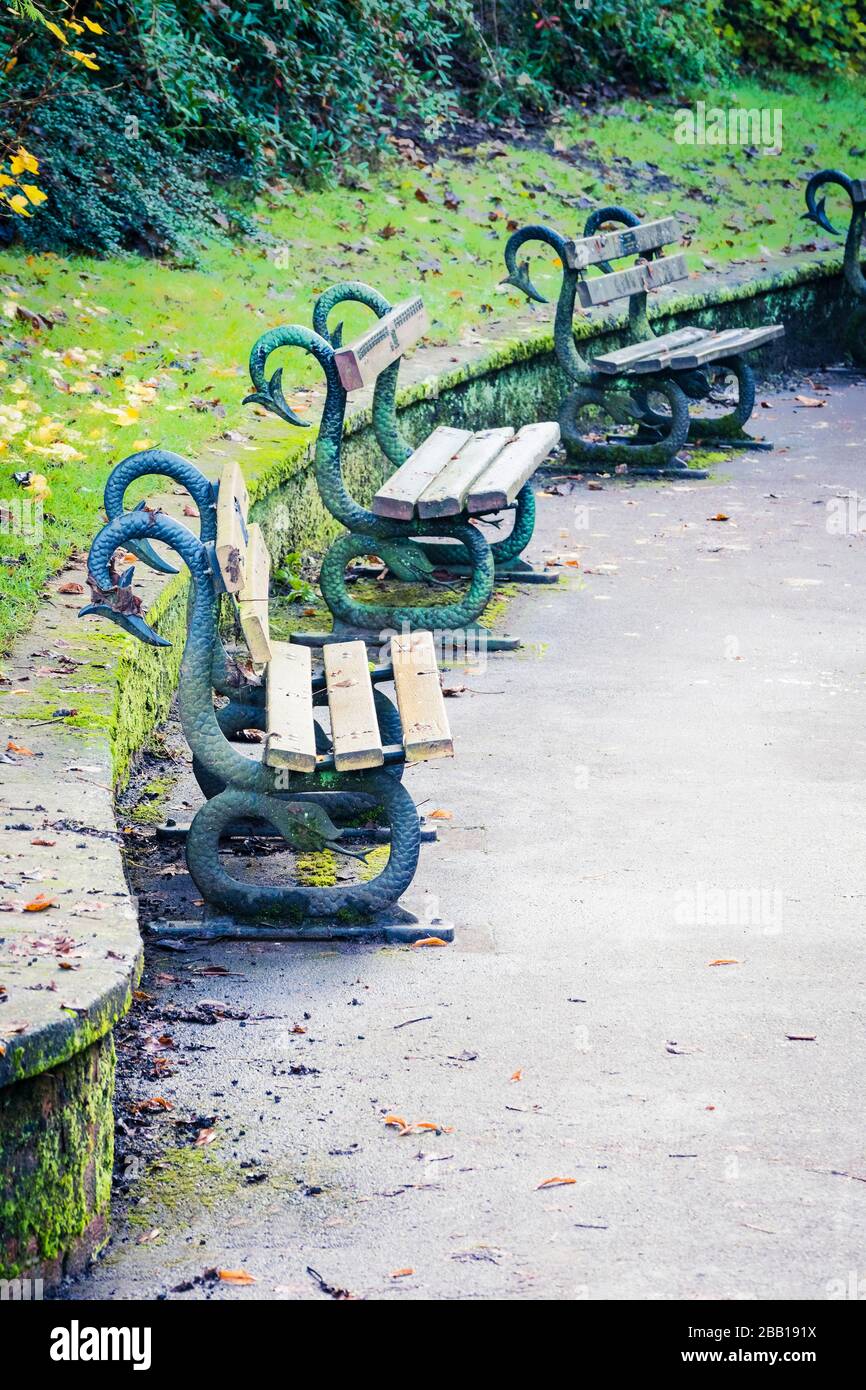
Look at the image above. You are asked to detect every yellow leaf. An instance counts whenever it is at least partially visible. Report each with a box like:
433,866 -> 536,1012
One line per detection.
82,16 -> 106,34
8,195 -> 31,218
21,184 -> 47,207
23,473 -> 51,500
70,50 -> 100,70
0,175 -> 14,187
133,438 -> 154,450
5,57 -> 17,73
10,146 -> 39,176
43,21 -> 68,44
411,935 -> 449,948
63,19 -> 84,34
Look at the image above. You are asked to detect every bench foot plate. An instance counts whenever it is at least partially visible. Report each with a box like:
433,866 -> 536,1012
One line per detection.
289,623 -> 521,654
155,821 -> 438,845
146,907 -> 454,944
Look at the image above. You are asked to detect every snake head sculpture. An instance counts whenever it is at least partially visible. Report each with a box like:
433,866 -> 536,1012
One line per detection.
501,256 -> 548,304
804,170 -> 857,236
243,364 -> 309,429
79,559 -> 170,648
122,499 -> 182,575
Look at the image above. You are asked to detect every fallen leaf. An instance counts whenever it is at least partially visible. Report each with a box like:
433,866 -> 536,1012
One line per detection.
137,1228 -> 161,1245
428,809 -> 452,820
794,395 -> 824,408
218,1268 -> 256,1285
708,513 -> 729,522
57,581 -> 85,595
510,1069 -> 523,1082
23,893 -> 54,912
412,936 -> 449,948
536,1176 -> 576,1190
390,1268 -> 414,1278
6,739 -> 34,756
708,958 -> 739,966
786,1033 -> 816,1042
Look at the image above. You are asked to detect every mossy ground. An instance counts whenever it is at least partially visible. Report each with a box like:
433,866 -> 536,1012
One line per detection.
125,1145 -> 245,1234
0,72 -> 859,653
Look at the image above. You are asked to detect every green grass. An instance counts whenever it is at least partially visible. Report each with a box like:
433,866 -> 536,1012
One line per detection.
0,70 -> 861,654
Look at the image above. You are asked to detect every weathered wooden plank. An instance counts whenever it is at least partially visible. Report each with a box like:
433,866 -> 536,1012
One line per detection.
371,426 -> 473,521
237,522 -> 272,665
666,323 -> 784,369
215,461 -> 249,593
851,178 -> 866,204
466,421 -> 560,515
265,642 -> 316,774
565,217 -> 680,271
576,253 -> 688,308
416,427 -> 514,519
324,641 -> 384,771
590,326 -> 710,375
334,297 -> 429,392
391,630 -> 453,763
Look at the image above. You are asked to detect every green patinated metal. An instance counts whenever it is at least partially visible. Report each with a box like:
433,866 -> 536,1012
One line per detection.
805,169 -> 866,365
503,207 -> 771,474
82,455 -> 423,928
244,282 -> 545,643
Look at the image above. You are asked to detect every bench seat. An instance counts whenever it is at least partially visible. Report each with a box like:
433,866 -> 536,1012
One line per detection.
590,324 -> 785,375
265,632 -> 453,773
371,421 -> 560,522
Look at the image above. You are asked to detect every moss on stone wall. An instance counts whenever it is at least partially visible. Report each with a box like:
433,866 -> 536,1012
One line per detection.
0,1034 -> 115,1281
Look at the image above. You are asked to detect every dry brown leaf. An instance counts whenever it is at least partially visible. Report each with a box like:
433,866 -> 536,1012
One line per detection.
708,513 -> 730,522
794,395 -> 824,408
131,1096 -> 173,1114
195,1126 -> 217,1146
390,1268 -> 414,1278
510,1069 -> 523,1082
708,958 -> 739,966
384,1113 -> 407,1129
412,936 -> 449,948
30,837 -> 56,846
428,809 -> 452,820
536,1176 -> 576,1190
6,739 -> 34,756
57,581 -> 85,594
137,1228 -> 161,1245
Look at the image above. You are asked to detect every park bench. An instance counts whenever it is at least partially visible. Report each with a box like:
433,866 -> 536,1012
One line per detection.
80,448 -> 459,943
244,280 -> 560,652
503,207 -> 784,475
805,168 -> 866,365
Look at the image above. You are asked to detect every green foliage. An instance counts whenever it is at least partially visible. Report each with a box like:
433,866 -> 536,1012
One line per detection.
0,0 -> 862,256
719,0 -> 866,72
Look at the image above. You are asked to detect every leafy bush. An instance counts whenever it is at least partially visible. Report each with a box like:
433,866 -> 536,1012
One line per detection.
0,1 -> 861,256
718,0 -> 866,73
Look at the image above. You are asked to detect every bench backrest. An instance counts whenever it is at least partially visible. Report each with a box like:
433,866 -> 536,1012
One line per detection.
333,296 -> 429,391
565,215 -> 686,309
852,177 -> 866,205
214,459 -> 273,664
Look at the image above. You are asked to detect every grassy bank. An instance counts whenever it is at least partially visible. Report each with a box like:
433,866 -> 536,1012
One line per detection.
0,72 -> 860,653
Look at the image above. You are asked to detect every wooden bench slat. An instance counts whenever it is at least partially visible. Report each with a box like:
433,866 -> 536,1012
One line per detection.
265,642 -> 316,773
565,217 -> 680,271
590,326 -> 710,374
465,421 -> 560,515
372,426 -> 473,521
416,427 -> 514,519
390,631 -> 454,763
334,297 -> 429,392
215,461 -> 249,593
851,177 -> 866,204
237,522 -> 272,665
666,323 -> 784,368
576,253 -> 688,308
324,641 -> 384,771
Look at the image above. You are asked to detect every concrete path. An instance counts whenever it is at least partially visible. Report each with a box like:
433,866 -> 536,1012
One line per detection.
64,370 -> 866,1301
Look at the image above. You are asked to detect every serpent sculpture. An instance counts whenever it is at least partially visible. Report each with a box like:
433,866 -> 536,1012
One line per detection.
581,207 -> 758,445
245,283 -> 532,644
804,169 -> 866,365
80,489 -> 421,924
502,219 -> 692,474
